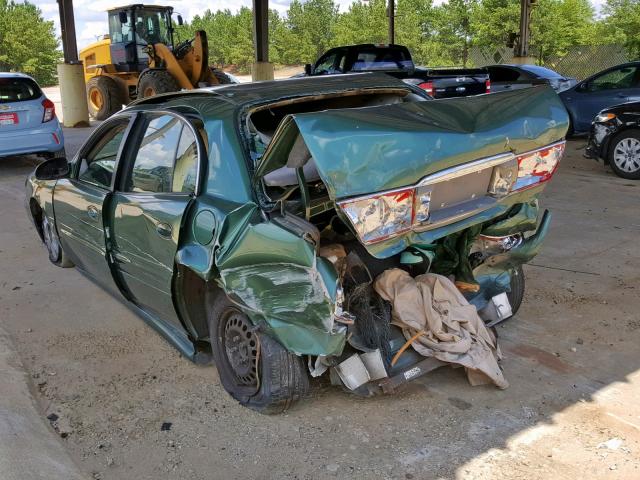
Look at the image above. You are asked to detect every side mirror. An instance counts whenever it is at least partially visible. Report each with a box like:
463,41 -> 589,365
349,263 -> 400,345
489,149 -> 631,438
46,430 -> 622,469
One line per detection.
118,11 -> 128,25
304,63 -> 312,76
34,157 -> 70,181
177,15 -> 184,26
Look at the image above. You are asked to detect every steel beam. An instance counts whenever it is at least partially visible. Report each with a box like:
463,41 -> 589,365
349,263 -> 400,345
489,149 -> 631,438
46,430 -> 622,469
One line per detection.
388,0 -> 395,44
57,0 -> 79,63
253,0 -> 269,63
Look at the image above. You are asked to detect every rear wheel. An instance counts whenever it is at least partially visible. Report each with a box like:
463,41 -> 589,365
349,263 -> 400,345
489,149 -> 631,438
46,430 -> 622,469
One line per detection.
208,289 -> 309,414
506,265 -> 525,316
86,76 -> 124,120
608,130 -> 640,180
137,69 -> 180,99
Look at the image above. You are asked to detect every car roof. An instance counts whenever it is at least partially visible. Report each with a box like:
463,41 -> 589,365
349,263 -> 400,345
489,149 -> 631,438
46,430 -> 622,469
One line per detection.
130,73 -> 416,110
0,72 -> 35,80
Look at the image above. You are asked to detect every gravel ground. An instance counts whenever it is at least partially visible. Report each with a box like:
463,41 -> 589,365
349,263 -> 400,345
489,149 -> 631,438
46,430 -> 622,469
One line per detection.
1,137 -> 639,479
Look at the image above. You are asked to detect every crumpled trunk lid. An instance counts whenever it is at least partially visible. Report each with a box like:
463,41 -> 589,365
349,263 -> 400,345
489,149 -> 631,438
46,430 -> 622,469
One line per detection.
256,85 -> 569,200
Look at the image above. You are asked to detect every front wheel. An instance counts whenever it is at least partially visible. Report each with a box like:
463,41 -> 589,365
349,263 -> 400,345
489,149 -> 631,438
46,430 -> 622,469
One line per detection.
608,130 -> 640,180
506,265 -> 525,316
207,289 -> 309,414
41,215 -> 73,267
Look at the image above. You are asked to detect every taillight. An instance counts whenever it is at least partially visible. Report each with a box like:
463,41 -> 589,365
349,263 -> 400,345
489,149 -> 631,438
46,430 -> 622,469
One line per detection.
338,141 -> 565,244
485,79 -> 491,93
513,141 -> 565,191
42,98 -> 55,123
418,81 -> 434,96
339,187 -> 414,244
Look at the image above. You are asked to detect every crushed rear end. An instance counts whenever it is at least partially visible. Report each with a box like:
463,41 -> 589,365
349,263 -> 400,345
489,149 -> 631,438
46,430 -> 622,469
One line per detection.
217,85 -> 569,394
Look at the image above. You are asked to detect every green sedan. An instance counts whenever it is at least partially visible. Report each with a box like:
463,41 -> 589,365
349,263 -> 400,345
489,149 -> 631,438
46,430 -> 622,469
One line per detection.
26,74 -> 568,413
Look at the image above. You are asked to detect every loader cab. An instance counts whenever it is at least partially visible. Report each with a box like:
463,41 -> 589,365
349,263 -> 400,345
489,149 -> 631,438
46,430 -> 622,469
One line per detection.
107,4 -> 175,73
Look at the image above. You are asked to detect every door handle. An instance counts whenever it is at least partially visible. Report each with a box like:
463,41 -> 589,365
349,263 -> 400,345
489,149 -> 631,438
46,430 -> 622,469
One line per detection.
156,223 -> 172,238
87,205 -> 99,220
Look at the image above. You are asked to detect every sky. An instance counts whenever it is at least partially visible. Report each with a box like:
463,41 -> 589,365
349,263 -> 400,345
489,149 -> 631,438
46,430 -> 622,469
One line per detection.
32,0 -> 605,50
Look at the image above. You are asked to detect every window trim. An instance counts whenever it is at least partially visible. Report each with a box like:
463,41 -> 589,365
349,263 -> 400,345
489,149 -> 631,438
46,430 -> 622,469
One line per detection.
115,109 -> 205,197
73,113 -> 137,191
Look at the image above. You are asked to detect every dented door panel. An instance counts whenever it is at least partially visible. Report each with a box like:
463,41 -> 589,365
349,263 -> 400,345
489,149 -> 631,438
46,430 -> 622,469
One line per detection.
215,209 -> 345,356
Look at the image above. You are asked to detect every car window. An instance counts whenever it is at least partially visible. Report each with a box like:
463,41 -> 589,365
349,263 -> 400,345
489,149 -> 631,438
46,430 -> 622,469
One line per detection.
314,52 -> 339,74
588,66 -> 639,92
351,48 -> 413,71
172,126 -> 198,193
0,77 -> 42,103
78,121 -> 128,188
520,65 -> 563,79
127,114 -> 199,194
488,66 -> 521,82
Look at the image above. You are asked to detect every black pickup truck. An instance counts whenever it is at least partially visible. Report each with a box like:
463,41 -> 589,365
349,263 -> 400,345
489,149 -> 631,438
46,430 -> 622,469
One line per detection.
303,44 -> 490,98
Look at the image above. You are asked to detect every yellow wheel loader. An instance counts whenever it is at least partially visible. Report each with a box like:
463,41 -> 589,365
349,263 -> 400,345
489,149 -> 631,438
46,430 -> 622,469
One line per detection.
79,4 -> 232,120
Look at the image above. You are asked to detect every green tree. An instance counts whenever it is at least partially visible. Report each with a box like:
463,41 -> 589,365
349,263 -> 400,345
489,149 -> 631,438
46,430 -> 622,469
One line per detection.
332,0 -> 388,46
432,0 -> 478,66
0,0 -> 61,85
284,0 -> 338,64
599,0 -> 640,59
530,0 -> 596,63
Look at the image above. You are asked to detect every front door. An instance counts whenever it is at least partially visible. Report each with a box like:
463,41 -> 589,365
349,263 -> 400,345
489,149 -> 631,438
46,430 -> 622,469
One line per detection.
109,113 -> 200,328
570,65 -> 640,132
53,116 -> 132,291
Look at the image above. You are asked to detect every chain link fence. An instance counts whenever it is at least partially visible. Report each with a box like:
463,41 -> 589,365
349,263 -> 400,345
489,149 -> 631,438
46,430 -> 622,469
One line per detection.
469,44 -> 630,80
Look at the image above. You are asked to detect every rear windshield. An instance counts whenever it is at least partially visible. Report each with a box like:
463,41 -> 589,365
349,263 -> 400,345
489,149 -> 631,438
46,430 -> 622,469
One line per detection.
0,77 -> 42,103
520,65 -> 563,79
351,48 -> 414,72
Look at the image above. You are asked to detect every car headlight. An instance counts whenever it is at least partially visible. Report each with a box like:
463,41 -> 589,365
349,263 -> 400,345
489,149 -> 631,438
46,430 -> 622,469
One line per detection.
595,112 -> 616,123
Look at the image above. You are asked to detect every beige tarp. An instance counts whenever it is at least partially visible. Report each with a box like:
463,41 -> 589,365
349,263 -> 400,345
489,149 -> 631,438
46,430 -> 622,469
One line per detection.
374,269 -> 508,389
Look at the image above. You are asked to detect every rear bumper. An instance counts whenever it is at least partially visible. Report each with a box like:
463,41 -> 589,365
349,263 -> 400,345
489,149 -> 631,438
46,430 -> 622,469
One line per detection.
0,122 -> 65,158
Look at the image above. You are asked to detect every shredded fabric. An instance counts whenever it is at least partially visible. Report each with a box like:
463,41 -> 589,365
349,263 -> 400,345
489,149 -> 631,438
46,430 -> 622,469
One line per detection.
374,268 -> 508,389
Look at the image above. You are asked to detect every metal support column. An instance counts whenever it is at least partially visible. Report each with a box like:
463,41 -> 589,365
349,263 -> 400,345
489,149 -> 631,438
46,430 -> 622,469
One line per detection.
57,0 -> 79,63
252,0 -> 274,81
56,0 -> 89,127
513,0 -> 535,64
388,0 -> 395,44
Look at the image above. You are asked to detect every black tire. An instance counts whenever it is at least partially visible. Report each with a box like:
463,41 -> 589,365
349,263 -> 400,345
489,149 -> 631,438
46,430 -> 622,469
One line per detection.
607,130 -> 640,180
40,213 -> 73,267
207,289 -> 309,414
506,265 -> 525,316
137,69 -> 180,99
210,68 -> 233,85
86,76 -> 124,120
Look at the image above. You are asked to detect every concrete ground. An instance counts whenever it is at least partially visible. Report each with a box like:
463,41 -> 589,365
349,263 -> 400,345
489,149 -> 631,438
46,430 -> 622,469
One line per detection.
0,135 -> 639,480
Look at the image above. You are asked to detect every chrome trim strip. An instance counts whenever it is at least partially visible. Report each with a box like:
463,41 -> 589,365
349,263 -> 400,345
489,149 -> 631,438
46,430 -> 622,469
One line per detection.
336,151 -> 515,207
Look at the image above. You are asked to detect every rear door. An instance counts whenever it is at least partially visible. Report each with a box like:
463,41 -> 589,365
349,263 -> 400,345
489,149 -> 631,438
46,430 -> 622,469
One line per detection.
0,76 -> 45,131
108,112 -> 201,328
53,115 -> 134,289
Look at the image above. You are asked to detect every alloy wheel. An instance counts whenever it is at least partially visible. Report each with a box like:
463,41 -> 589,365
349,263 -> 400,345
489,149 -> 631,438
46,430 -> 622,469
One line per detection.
613,137 -> 640,173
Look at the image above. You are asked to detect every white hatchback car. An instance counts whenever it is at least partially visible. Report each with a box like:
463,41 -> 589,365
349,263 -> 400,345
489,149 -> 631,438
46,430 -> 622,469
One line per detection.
0,72 -> 65,159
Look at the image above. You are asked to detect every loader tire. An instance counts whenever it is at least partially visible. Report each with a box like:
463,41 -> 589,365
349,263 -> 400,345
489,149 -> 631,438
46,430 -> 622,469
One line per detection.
210,68 -> 233,85
207,288 -> 309,414
137,69 -> 180,99
87,76 -> 124,120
